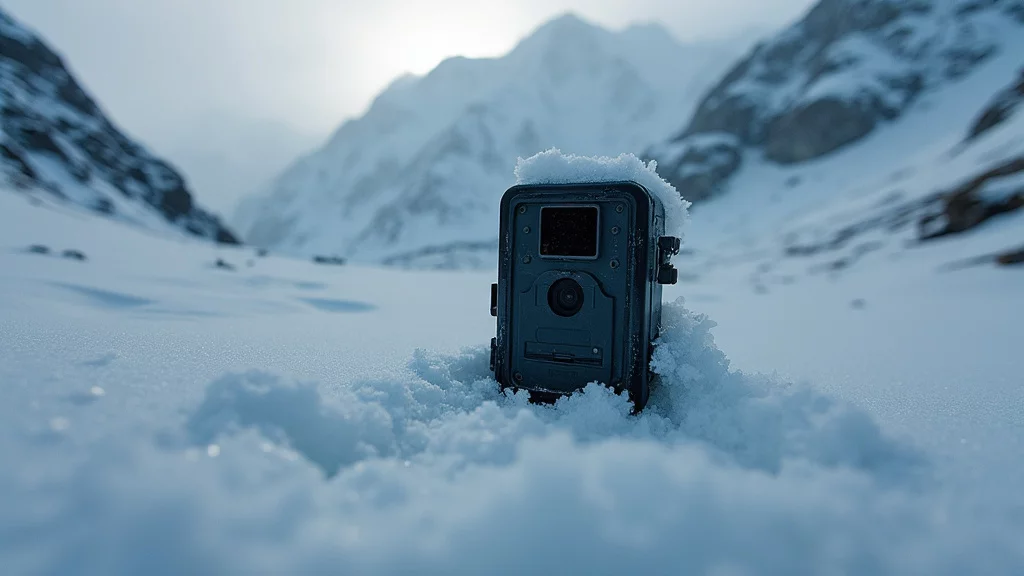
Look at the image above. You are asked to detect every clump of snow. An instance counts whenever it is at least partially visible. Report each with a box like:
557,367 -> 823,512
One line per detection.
514,148 -> 691,238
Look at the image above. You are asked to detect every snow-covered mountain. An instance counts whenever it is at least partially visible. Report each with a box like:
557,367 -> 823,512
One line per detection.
647,0 -> 1024,202
233,14 -> 740,267
0,7 -> 238,244
644,0 -> 1024,296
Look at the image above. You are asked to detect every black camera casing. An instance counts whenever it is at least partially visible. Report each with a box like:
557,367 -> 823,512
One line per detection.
489,181 -> 680,411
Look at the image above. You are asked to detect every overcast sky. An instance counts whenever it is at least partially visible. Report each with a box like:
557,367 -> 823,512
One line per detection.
4,0 -> 814,142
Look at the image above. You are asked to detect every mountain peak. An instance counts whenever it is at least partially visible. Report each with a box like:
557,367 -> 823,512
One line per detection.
535,12 -> 598,34
233,12 -> 741,266
512,12 -> 607,53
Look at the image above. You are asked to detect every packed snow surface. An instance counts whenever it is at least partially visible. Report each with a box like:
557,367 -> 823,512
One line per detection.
3,155 -> 1024,574
514,148 -> 691,238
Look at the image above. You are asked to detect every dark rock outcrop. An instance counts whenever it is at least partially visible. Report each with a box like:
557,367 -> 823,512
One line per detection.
762,97 -> 883,164
918,155 -> 1024,240
312,255 -> 347,265
61,249 -> 87,261
966,67 -> 1024,141
647,0 -> 1022,202
996,247 -> 1024,265
645,134 -> 742,202
0,7 -> 239,244
780,155 -> 1024,269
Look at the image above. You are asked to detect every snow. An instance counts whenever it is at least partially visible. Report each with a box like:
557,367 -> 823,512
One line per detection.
1,5 -> 233,245
513,148 -> 690,238
3,3 -> 1024,572
233,15 -> 740,265
714,0 -> 1019,147
678,15 -> 1024,266
646,131 -> 741,172
4,122 -> 1024,573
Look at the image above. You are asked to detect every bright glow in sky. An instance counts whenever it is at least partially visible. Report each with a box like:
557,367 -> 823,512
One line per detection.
4,0 -> 813,141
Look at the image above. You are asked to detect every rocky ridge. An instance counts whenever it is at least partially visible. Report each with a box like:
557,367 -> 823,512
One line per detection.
647,0 -> 1024,202
0,7 -> 238,244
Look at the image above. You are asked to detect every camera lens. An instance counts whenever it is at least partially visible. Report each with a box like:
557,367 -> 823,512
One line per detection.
548,278 -> 584,317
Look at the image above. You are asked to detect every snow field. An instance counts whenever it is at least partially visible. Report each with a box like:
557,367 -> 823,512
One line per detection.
3,144 -> 1024,575
4,295 -> 1023,575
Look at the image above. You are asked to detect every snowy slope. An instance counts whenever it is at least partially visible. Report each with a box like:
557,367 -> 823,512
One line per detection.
660,18 -> 1024,292
4,150 -> 1024,572
647,0 -> 1024,202
0,7 -> 239,244
233,14 -> 739,267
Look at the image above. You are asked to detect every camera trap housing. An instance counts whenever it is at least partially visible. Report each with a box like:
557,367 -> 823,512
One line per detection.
489,181 -> 681,411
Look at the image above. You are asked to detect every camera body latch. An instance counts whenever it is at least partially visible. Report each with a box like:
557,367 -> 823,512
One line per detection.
656,236 -> 681,285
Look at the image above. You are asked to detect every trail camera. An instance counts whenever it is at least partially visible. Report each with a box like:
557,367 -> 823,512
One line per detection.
489,181 -> 681,411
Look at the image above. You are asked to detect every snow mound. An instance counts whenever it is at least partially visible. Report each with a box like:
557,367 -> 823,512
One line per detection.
515,148 -> 691,238
185,298 -> 923,484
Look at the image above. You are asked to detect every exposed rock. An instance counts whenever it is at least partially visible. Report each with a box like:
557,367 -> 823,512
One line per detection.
783,156 -> 1024,268
918,156 -> 1024,240
61,249 -> 86,261
996,247 -> 1024,265
966,67 -> 1024,141
312,255 -> 347,266
763,97 -> 881,164
648,0 -> 1022,200
0,7 -> 239,245
645,133 -> 742,202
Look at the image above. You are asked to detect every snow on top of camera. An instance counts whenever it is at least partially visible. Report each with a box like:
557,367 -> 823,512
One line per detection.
514,148 -> 691,239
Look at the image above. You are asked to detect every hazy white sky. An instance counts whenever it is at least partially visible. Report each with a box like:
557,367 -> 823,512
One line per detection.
5,0 -> 813,142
